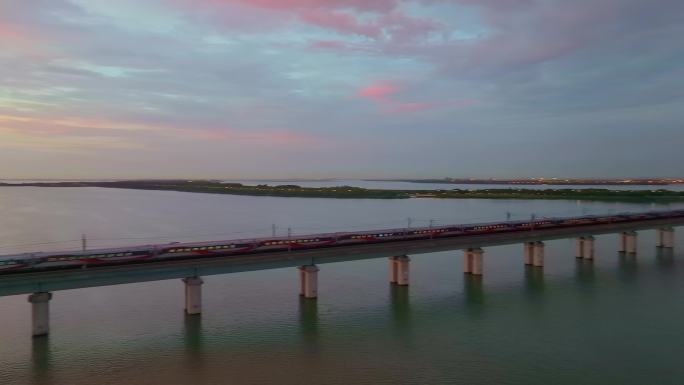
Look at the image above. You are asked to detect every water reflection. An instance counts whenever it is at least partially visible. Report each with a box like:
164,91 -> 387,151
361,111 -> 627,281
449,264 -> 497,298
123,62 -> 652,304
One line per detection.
389,285 -> 412,343
183,314 -> 206,383
617,253 -> 638,282
574,259 -> 596,285
463,275 -> 484,306
31,336 -> 51,385
655,248 -> 675,269
462,275 -> 485,321
524,267 -> 545,296
574,260 -> 597,304
298,297 -> 319,354
184,314 -> 203,357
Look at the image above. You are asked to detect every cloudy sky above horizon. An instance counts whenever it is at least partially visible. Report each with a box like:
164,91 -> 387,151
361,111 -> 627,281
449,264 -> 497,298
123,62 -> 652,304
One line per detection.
1,0 -> 683,179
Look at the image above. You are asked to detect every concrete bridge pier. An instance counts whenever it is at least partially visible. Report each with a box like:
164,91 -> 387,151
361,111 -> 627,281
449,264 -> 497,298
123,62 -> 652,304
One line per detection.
620,231 -> 638,254
389,257 -> 399,283
533,242 -> 545,267
463,250 -> 473,274
577,236 -> 595,260
390,256 -> 410,285
183,277 -> 203,315
299,265 -> 320,298
524,242 -> 535,265
470,248 -> 484,275
576,237 -> 585,258
464,248 -> 484,275
657,228 -> 675,248
28,292 -> 52,337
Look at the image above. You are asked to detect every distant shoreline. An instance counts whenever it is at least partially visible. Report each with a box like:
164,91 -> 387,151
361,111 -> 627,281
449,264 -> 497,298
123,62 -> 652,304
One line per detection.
2,177 -> 683,187
366,178 -> 684,186
2,180 -> 684,203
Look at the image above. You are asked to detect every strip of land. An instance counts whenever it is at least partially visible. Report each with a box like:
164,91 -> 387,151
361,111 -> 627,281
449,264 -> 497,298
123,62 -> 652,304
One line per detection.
370,178 -> 684,186
1,180 -> 684,202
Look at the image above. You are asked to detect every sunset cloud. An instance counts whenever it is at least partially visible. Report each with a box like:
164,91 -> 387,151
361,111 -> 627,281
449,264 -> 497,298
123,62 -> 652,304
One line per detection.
358,81 -> 478,113
0,0 -> 682,178
358,81 -> 401,102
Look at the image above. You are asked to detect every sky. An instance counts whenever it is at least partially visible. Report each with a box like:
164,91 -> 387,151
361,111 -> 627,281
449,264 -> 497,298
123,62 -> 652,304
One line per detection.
1,0 -> 683,179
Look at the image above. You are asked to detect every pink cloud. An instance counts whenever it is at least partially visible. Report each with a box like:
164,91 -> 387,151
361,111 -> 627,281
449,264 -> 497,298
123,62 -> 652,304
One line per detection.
300,9 -> 382,38
358,81 -> 401,102
0,23 -> 41,47
0,24 -> 21,38
226,0 -> 398,12
378,11 -> 445,43
357,81 -> 478,113
0,111 -> 321,147
310,40 -> 350,50
182,0 -> 444,42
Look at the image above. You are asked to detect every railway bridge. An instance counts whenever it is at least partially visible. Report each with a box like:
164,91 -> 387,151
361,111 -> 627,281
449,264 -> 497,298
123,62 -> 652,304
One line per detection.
1,210 -> 683,337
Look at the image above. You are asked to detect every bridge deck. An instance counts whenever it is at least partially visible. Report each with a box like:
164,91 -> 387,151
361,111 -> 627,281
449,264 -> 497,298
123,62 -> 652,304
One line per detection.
0,216 -> 682,297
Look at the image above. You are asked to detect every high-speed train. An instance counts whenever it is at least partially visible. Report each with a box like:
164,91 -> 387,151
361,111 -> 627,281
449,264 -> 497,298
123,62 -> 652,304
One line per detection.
1,210 -> 683,274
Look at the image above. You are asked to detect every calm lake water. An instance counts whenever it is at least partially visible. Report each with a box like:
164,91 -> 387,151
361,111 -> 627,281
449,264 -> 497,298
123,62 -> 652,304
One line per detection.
1,187 -> 683,385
